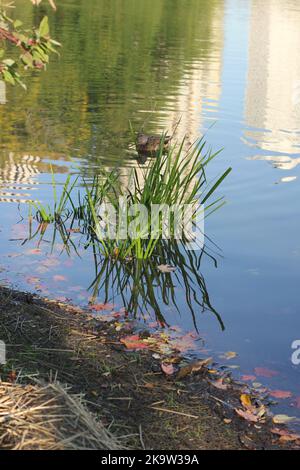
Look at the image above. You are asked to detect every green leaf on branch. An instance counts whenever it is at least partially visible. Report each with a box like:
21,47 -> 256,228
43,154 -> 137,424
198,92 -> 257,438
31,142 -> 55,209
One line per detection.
13,20 -> 23,29
39,16 -> 49,37
2,59 -> 15,67
2,70 -> 15,85
0,2 -> 59,88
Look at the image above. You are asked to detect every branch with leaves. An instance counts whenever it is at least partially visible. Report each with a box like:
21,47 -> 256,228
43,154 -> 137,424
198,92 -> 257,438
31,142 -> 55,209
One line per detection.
0,0 -> 59,88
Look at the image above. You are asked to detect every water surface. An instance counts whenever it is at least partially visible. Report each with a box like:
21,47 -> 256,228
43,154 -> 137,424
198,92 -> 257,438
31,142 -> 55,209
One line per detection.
1,0 -> 300,420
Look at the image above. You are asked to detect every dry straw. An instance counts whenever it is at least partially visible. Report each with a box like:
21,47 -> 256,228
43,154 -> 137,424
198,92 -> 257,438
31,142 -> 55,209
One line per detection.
0,381 -> 124,450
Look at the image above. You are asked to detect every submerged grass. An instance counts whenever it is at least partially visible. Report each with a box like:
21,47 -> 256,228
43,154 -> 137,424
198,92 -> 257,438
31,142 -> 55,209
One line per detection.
29,136 -> 231,260
30,168 -> 78,223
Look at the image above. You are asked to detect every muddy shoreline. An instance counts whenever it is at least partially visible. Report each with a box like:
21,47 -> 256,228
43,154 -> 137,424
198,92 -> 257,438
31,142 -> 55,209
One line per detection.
0,286 -> 297,450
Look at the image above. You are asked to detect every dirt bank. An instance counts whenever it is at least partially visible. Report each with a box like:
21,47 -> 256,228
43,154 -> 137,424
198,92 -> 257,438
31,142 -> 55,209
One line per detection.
0,287 -> 296,450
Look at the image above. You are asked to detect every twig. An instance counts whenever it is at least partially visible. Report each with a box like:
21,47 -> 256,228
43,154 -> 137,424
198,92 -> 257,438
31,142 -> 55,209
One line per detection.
149,406 -> 198,419
139,424 -> 145,450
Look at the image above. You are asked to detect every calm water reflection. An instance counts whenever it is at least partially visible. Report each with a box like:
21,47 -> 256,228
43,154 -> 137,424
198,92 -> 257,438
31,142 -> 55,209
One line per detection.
0,0 -> 300,418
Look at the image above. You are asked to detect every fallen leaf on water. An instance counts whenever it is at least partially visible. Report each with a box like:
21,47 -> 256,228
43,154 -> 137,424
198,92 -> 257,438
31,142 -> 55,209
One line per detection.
241,375 -> 256,382
235,408 -> 259,423
211,378 -> 228,390
120,335 -> 149,350
220,351 -> 237,360
26,248 -> 41,255
89,303 -> 115,311
161,363 -> 176,376
279,435 -> 300,444
177,357 -> 213,379
26,276 -> 40,285
170,332 -> 198,353
271,427 -> 300,442
240,394 -> 252,408
35,266 -> 48,274
53,275 -> 67,282
157,264 -> 176,273
69,285 -> 84,292
273,414 -> 297,425
63,259 -> 73,268
269,390 -> 292,399
271,427 -> 288,437
254,367 -> 279,378
43,257 -> 60,268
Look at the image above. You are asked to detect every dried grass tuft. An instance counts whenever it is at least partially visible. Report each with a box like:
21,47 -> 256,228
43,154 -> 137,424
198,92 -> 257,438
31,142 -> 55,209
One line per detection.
0,381 -> 125,450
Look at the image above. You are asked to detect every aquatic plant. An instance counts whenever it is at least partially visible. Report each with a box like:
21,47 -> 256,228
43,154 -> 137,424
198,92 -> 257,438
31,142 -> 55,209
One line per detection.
89,240 -> 225,331
29,170 -> 78,224
23,218 -> 224,330
29,137 -> 231,261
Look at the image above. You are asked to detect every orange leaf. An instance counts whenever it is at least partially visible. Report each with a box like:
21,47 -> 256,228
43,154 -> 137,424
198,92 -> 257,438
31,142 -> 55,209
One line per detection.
269,390 -> 292,399
241,375 -> 256,382
254,367 -> 279,378
53,275 -> 67,282
271,428 -> 300,442
26,248 -> 41,255
235,408 -> 259,423
240,394 -> 252,408
89,303 -> 115,311
120,335 -> 149,350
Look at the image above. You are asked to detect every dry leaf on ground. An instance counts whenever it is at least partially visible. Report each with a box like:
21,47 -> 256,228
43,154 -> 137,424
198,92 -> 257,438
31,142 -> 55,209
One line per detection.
211,378 -> 228,390
177,357 -> 213,379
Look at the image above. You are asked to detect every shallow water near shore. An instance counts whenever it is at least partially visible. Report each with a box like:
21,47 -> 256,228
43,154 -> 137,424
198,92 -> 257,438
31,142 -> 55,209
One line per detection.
0,0 -> 300,423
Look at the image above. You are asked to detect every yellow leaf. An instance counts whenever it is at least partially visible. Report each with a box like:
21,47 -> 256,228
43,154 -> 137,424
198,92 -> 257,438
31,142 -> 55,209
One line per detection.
224,351 -> 237,360
240,394 -> 252,408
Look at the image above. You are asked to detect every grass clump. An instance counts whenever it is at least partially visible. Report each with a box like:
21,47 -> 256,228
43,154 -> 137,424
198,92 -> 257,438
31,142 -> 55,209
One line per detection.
29,137 -> 231,260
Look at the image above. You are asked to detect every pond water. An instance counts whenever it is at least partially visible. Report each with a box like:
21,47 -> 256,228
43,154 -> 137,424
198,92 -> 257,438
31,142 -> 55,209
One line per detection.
1,0 -> 300,421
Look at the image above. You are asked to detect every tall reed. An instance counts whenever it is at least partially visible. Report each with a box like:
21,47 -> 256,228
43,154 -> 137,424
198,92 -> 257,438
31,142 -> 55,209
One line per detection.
29,137 -> 231,260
